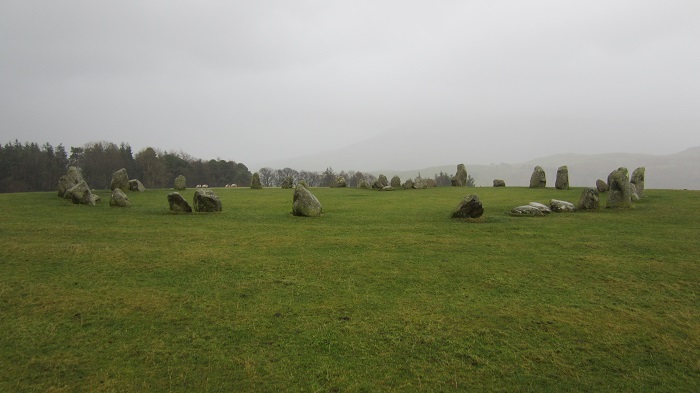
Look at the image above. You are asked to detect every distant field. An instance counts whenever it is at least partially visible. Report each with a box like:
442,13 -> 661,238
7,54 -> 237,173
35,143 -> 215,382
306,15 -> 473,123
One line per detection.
1,187 -> 698,392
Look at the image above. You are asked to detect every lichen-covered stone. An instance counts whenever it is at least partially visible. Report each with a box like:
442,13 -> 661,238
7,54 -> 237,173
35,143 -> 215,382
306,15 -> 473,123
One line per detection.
555,166 -> 569,190
511,205 -> 546,216
426,179 -> 437,188
168,192 -> 192,213
372,179 -> 384,189
630,183 -> 640,202
528,202 -> 551,214
453,164 -> 467,187
281,176 -> 294,189
390,176 -> 401,188
292,184 -> 322,217
193,189 -> 222,212
549,199 -> 575,213
129,179 -> 145,192
606,167 -> 632,208
378,174 -> 388,187
578,187 -> 600,211
358,179 -> 370,189
110,188 -> 131,207
402,179 -> 414,189
58,166 -> 84,198
493,179 -> 506,187
413,178 -> 428,189
333,177 -> 347,188
381,186 -> 395,191
250,172 -> 263,189
68,180 -> 99,206
451,194 -> 484,219
596,179 -> 608,193
174,175 -> 187,190
110,168 -> 129,191
529,166 -> 546,188
631,167 -> 645,198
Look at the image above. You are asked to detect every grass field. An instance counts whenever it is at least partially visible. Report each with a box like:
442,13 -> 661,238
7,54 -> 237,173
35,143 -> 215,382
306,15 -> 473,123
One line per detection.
1,186 -> 698,392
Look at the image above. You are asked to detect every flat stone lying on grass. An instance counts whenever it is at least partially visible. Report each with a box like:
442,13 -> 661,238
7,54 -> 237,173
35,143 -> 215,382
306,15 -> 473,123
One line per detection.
168,192 -> 192,213
493,179 -> 506,187
292,184 -> 322,217
451,194 -> 484,219
129,179 -> 145,192
596,179 -> 608,193
607,167 -> 632,208
193,189 -> 222,212
110,168 -> 129,191
511,205 -> 546,216
68,180 -> 100,206
381,186 -> 395,191
110,188 -> 131,207
174,175 -> 187,190
550,199 -> 575,212
528,202 -> 551,214
577,187 -> 600,211
529,166 -> 546,188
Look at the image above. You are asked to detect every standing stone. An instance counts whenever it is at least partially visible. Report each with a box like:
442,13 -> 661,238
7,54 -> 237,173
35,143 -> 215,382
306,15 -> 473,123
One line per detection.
174,175 -> 187,190
402,179 -> 415,189
577,188 -> 600,211
596,179 -> 609,193
426,179 -> 437,188
555,166 -> 569,190
250,172 -> 263,189
68,180 -> 99,206
129,179 -> 145,192
378,174 -> 388,187
292,184 -> 322,217
390,176 -> 401,188
630,183 -> 640,202
606,167 -> 632,208
358,179 -> 370,189
110,168 -> 129,191
281,176 -> 294,189
451,194 -> 484,219
413,178 -> 428,189
110,188 -> 131,207
333,177 -> 347,188
453,164 -> 467,187
631,167 -> 645,198
371,179 -> 384,189
193,189 -> 222,212
549,199 -> 576,213
529,166 -> 546,188
58,166 -> 84,198
493,179 -> 506,187
168,192 -> 192,213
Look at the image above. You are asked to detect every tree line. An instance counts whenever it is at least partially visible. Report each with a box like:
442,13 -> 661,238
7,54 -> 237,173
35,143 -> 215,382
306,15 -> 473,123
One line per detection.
0,140 -> 252,193
256,167 -> 475,187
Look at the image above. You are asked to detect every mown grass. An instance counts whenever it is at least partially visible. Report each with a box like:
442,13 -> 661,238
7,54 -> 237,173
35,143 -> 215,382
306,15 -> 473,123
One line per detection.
0,186 -> 698,392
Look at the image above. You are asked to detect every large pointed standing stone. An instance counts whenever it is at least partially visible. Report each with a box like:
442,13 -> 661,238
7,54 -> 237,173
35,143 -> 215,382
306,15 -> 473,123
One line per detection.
292,185 -> 322,217
451,194 -> 484,219
577,188 -> 600,211
110,188 -> 131,207
555,166 -> 569,190
174,175 -> 187,190
110,168 -> 129,191
607,167 -> 632,208
168,192 -> 192,212
193,189 -> 222,212
631,167 -> 645,198
452,164 -> 468,187
529,166 -> 546,188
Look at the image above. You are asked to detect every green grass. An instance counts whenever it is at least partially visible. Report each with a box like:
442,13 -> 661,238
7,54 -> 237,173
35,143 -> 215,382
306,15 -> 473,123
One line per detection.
0,186 -> 698,392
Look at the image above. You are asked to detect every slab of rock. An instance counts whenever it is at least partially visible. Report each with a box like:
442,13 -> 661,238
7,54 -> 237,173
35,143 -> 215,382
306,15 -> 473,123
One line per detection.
528,202 -> 551,214
631,167 -> 645,198
193,189 -> 222,212
58,166 -> 84,198
381,186 -> 395,191
168,192 -> 192,213
529,166 -> 546,188
555,166 -> 569,190
596,179 -> 609,193
550,199 -> 575,213
250,173 -> 263,189
68,180 -> 99,206
129,179 -> 145,192
511,205 -> 546,216
453,164 -> 467,187
606,167 -> 632,208
390,176 -> 401,188
174,175 -> 187,190
451,194 -> 484,219
292,185 -> 322,217
493,179 -> 506,187
577,187 -> 600,211
110,168 -> 129,191
110,188 -> 131,207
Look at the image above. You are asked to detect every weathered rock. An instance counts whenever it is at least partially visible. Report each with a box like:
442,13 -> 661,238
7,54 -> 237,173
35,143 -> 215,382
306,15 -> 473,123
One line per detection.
292,184 -> 322,217
596,179 -> 609,193
511,205 -> 546,216
426,179 -> 437,188
58,166 -> 84,198
577,187 -> 600,211
493,179 -> 506,187
529,166 -> 546,188
631,167 -> 645,198
68,180 -> 99,206
110,188 -> 131,207
297,180 -> 308,188
174,175 -> 187,190
129,179 -> 145,192
451,194 -> 484,219
250,173 -> 263,189
333,177 -> 347,188
403,179 -> 414,189
358,179 -> 370,189
381,186 -> 395,191
528,202 -> 551,214
378,174 -> 388,187
372,179 -> 384,189
555,166 -> 569,190
630,183 -> 640,202
606,167 -> 632,208
168,192 -> 192,213
280,176 -> 294,189
110,168 -> 129,191
550,199 -> 575,213
453,164 -> 468,187
390,176 -> 401,188
413,178 -> 428,189
193,189 -> 222,212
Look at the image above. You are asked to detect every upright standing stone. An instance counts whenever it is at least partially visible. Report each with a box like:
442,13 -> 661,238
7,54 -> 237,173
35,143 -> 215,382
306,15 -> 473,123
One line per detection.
493,179 -> 506,187
529,166 -> 546,188
280,176 -> 294,189
168,192 -> 192,213
292,184 -> 323,217
577,188 -> 600,211
129,179 -> 145,192
58,166 -> 84,198
453,164 -> 467,187
378,174 -> 388,187
451,194 -> 484,219
402,179 -> 415,189
555,166 -> 569,190
110,168 -> 129,191
68,180 -> 99,206
413,178 -> 428,189
596,179 -> 609,193
333,177 -> 347,188
631,167 -> 645,198
606,167 -> 632,208
358,179 -> 370,189
110,188 -> 131,207
390,176 -> 401,188
250,172 -> 263,189
174,175 -> 187,190
193,189 -> 222,212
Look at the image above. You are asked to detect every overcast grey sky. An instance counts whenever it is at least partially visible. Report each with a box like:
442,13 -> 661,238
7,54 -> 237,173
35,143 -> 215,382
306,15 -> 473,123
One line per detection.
1,1 -> 699,171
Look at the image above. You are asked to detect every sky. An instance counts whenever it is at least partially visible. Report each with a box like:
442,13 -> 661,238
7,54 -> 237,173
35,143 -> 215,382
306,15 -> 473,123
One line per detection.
1,1 -> 699,171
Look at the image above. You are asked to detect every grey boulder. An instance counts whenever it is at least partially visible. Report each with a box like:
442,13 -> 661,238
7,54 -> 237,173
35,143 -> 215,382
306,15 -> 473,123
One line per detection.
292,185 -> 322,217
